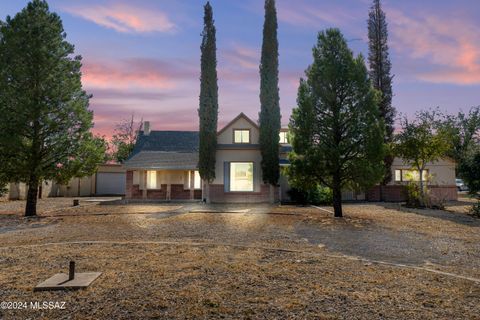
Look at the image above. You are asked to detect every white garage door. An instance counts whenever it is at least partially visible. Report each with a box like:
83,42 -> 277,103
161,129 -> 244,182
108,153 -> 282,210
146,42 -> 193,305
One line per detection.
96,172 -> 126,195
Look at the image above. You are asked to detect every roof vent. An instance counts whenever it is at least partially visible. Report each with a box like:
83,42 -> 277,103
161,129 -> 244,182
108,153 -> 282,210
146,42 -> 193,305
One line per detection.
143,121 -> 151,136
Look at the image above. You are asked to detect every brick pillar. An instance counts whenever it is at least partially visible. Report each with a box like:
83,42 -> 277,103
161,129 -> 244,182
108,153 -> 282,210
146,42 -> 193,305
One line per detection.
189,171 -> 194,200
126,171 -> 133,199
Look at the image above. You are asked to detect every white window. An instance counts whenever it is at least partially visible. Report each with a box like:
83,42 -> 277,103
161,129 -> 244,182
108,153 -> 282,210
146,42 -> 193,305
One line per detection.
230,162 -> 254,191
189,171 -> 201,189
234,129 -> 250,143
279,131 -> 288,144
394,169 -> 428,182
395,169 -> 402,182
147,171 -> 157,189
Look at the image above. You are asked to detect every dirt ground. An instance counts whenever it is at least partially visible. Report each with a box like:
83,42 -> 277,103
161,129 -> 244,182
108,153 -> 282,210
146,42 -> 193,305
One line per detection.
0,198 -> 479,319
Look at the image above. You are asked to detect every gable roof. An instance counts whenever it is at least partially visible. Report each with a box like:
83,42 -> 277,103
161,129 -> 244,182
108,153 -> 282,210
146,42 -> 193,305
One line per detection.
217,112 -> 259,135
130,131 -> 199,157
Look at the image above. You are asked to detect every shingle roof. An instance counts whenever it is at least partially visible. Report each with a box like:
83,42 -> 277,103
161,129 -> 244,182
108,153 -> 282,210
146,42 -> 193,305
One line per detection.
125,151 -> 198,170
130,131 -> 199,156
124,131 -> 200,170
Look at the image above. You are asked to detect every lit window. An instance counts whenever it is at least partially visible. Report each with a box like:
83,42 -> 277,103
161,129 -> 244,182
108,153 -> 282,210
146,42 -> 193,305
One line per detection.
234,129 -> 250,143
395,170 -> 401,182
147,171 -> 157,189
279,131 -> 288,144
395,169 -> 428,182
230,162 -> 254,191
188,171 -> 202,189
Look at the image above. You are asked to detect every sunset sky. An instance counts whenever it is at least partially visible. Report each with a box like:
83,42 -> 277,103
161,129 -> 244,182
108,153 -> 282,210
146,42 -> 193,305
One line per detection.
1,0 -> 479,137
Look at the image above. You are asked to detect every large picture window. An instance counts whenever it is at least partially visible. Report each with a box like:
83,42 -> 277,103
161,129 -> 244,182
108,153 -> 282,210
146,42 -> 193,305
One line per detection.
230,162 -> 254,191
188,171 -> 201,189
147,170 -> 157,189
233,129 -> 250,143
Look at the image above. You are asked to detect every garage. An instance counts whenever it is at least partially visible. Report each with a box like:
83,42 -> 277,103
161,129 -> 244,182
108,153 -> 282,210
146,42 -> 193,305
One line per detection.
96,172 -> 126,195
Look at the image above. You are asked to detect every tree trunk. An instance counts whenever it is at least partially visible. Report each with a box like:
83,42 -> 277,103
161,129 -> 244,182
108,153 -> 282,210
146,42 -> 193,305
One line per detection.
25,176 -> 39,217
269,184 -> 275,204
205,182 -> 211,204
419,168 -> 425,205
332,179 -> 343,218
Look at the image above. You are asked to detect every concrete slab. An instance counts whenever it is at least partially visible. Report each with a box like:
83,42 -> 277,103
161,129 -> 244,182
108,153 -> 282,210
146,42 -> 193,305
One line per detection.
34,272 -> 102,291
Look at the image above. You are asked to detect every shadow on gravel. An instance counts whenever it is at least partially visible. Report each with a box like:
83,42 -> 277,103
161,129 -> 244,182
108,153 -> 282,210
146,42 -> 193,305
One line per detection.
295,222 -> 444,265
379,203 -> 480,227
0,216 -> 59,235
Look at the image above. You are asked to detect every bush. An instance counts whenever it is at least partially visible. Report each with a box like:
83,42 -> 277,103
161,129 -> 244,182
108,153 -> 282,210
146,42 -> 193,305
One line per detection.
405,182 -> 423,208
469,199 -> 480,218
0,183 -> 7,198
287,185 -> 333,205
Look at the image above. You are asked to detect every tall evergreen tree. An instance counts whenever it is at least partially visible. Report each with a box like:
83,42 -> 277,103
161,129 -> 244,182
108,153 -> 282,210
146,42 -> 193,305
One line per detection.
0,0 -> 103,216
368,0 -> 395,185
198,1 -> 218,201
288,29 -> 385,217
259,0 -> 281,201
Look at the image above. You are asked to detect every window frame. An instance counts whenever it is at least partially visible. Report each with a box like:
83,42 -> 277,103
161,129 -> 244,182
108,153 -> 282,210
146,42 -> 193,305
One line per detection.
229,161 -> 254,192
279,131 -> 288,144
394,169 -> 429,182
146,170 -> 158,189
232,129 -> 251,144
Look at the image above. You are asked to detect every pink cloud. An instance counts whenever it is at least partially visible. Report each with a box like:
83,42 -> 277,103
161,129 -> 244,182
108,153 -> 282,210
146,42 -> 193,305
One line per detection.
388,9 -> 480,85
62,3 -> 175,34
81,58 -> 197,91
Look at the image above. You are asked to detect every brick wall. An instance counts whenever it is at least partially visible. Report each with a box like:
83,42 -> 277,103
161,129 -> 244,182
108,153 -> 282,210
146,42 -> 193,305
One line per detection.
147,184 -> 167,200
366,185 -> 457,202
170,184 -> 190,200
209,184 -> 279,203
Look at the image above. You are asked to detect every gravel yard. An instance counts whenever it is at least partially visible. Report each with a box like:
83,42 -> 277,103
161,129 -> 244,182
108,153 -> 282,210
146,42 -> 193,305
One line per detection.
0,199 -> 479,319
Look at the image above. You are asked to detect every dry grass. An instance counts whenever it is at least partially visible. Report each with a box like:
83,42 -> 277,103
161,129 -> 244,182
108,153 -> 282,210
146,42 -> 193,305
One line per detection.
0,200 -> 479,319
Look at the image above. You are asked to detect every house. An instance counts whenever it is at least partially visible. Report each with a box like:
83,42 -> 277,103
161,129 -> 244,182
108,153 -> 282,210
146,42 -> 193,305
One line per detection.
124,112 -> 458,203
366,157 -> 458,202
125,113 -> 282,202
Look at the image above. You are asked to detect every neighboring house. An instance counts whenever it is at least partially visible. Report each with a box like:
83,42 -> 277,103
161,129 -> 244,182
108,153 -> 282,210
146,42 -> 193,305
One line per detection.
3,164 -> 126,200
366,158 -> 457,202
125,113 -> 283,202
124,112 -> 458,203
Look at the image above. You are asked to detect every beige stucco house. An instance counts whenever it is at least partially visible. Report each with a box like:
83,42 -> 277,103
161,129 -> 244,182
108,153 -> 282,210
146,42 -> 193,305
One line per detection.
124,112 -> 457,203
124,113 -> 283,202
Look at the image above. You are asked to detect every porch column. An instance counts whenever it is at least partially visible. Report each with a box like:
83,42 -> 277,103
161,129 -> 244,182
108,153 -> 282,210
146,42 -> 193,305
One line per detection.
189,170 -> 194,200
142,170 -> 147,199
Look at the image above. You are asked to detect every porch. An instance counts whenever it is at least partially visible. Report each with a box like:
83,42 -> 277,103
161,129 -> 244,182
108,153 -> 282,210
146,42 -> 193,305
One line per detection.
126,170 -> 202,201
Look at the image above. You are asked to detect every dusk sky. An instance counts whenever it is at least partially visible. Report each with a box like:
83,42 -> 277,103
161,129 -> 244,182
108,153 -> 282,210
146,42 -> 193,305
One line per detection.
1,0 -> 479,137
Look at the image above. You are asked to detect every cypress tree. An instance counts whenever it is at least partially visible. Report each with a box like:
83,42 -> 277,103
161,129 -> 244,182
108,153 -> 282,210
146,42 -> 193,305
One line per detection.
198,2 -> 218,200
259,0 -> 281,200
368,0 -> 395,185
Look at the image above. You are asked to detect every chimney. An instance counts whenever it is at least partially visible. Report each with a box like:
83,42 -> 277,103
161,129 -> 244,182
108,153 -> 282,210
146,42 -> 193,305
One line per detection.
143,121 -> 150,136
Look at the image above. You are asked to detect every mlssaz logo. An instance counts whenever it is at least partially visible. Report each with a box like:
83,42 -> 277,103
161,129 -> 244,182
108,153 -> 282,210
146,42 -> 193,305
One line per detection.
30,301 -> 66,310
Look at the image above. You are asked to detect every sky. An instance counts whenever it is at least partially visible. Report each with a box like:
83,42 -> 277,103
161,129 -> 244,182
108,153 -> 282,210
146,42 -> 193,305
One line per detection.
1,0 -> 479,137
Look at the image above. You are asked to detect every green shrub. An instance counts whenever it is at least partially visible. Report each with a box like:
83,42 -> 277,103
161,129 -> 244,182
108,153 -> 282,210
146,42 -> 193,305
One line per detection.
0,183 -> 7,198
405,182 -> 423,208
287,185 -> 333,205
469,199 -> 480,218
